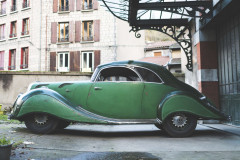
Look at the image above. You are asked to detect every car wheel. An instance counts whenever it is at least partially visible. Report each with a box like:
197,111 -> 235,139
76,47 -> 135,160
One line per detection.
24,113 -> 59,134
162,113 -> 197,138
57,120 -> 71,130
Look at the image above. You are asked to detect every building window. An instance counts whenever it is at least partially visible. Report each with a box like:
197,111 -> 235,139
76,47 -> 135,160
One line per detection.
81,51 -> 93,72
0,51 -> 4,70
8,49 -> 16,70
0,24 -> 5,40
0,1 -> 6,15
21,47 -> 28,69
11,0 -> 17,12
59,0 -> 69,12
10,21 -> 17,38
22,18 -> 30,36
82,0 -> 93,10
58,52 -> 69,72
82,21 -> 93,42
22,0 -> 30,9
58,22 -> 69,42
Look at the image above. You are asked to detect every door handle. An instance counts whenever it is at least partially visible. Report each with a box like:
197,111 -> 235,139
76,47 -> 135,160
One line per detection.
94,87 -> 102,90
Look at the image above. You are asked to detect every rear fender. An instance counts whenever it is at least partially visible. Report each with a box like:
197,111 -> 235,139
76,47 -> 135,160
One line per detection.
157,91 -> 225,122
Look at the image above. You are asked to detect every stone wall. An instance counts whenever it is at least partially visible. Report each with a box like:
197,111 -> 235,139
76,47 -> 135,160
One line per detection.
0,71 -> 91,110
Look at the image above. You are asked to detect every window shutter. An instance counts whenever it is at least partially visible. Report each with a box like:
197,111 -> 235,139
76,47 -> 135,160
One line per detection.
94,20 -> 100,42
8,50 -> 11,70
51,22 -> 57,44
93,0 -> 99,10
94,50 -> 100,70
0,51 -> 4,70
20,48 -> 23,69
70,51 -> 80,71
75,21 -> 81,42
76,0 -> 82,11
53,0 -> 58,13
50,52 -> 56,71
69,21 -> 75,42
69,0 -> 75,12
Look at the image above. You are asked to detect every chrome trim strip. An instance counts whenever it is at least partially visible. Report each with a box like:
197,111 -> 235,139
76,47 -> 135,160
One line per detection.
93,65 -> 143,82
76,106 -> 158,124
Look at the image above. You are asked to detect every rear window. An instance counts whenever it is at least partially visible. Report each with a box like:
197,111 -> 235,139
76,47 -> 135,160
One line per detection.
135,67 -> 162,83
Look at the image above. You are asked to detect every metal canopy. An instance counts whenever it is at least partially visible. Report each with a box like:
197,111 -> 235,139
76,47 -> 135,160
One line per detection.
100,0 -> 213,71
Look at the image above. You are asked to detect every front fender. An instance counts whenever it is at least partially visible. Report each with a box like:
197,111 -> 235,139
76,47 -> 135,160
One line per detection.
158,91 -> 226,121
10,88 -> 98,123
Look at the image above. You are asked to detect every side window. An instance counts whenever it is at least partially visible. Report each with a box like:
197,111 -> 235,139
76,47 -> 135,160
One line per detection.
96,67 -> 141,82
135,67 -> 162,83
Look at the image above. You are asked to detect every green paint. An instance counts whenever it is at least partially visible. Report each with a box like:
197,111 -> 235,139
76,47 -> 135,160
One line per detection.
161,95 -> 222,120
87,82 -> 144,119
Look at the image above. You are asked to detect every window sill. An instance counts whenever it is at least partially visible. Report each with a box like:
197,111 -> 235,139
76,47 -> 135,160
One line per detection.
57,42 -> 70,45
80,41 -> 94,44
9,37 -> 18,40
20,35 -> 30,38
81,9 -> 94,12
10,10 -> 18,14
58,11 -> 70,14
19,68 -> 29,71
0,14 -> 7,17
21,7 -> 31,11
0,39 -> 6,42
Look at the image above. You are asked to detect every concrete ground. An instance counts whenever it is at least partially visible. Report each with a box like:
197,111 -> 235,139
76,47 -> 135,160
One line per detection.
0,123 -> 240,160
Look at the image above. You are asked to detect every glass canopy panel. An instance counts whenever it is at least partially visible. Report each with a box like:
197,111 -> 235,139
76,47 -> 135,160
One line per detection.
100,0 -> 211,21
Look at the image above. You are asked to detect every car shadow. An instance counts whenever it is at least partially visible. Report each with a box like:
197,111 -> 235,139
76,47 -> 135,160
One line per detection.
13,126 -> 233,138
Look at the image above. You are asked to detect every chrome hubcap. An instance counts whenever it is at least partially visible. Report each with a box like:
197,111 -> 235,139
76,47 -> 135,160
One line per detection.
172,114 -> 187,128
34,114 -> 48,125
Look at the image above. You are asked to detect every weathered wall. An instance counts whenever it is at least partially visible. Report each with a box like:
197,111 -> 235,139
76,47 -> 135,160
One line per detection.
0,72 -> 91,109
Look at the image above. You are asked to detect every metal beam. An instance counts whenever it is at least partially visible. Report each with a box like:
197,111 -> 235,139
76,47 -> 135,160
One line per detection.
138,1 -> 212,10
135,19 -> 189,26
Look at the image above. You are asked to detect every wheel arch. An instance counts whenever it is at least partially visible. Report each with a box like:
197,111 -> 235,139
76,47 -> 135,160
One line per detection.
12,88 -> 95,123
157,91 -> 224,122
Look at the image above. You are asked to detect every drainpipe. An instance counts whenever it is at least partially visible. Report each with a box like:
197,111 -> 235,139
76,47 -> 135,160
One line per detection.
45,15 -> 48,71
39,0 -> 42,71
113,17 -> 117,61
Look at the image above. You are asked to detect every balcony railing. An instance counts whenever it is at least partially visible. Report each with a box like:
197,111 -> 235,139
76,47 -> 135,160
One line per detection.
0,8 -> 6,15
8,65 -> 16,70
82,36 -> 93,42
21,31 -> 29,36
10,5 -> 17,12
20,64 -> 28,69
9,33 -> 17,38
82,4 -> 93,10
59,5 -> 69,12
58,37 -> 69,42
22,1 -> 30,8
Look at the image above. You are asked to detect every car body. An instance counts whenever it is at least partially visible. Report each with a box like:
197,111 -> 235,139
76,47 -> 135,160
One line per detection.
9,60 -> 228,137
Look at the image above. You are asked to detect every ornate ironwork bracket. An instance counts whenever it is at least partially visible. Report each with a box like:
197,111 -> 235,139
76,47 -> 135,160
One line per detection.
130,25 -> 193,71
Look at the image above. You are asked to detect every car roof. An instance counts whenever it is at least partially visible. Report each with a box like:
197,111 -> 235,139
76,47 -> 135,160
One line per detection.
98,60 -> 166,74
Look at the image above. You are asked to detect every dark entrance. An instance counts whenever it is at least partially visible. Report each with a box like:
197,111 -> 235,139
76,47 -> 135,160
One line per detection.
217,12 -> 240,125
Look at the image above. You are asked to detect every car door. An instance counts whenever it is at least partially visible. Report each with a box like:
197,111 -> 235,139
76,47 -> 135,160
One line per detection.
87,66 -> 144,119
134,67 -> 176,119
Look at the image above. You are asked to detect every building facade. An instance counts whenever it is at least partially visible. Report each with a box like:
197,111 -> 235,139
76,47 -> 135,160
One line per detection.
0,0 -> 145,72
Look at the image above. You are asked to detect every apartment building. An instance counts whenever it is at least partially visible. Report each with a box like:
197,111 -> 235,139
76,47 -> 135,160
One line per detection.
0,0 -> 145,72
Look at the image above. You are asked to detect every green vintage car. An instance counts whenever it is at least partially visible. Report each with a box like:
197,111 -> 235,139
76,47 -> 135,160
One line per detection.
10,61 -> 228,137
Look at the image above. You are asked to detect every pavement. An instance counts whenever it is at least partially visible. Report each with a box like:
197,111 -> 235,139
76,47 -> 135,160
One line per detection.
0,123 -> 240,160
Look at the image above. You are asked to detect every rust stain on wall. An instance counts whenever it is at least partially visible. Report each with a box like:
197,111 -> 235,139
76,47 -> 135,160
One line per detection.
0,75 -> 13,91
